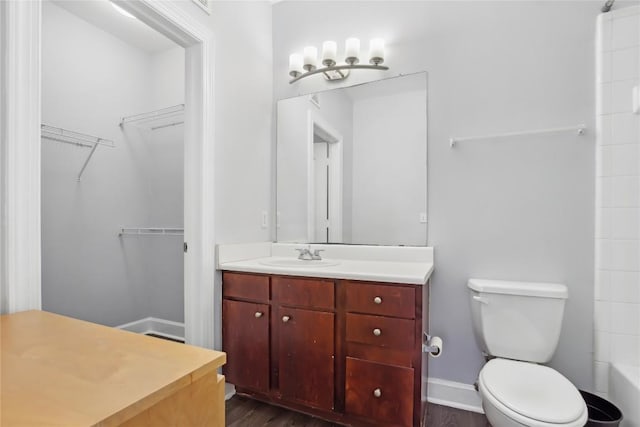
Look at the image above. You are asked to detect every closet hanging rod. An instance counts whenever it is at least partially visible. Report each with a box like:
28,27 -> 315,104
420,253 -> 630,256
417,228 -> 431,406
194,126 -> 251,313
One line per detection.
118,227 -> 184,237
41,124 -> 114,148
449,124 -> 586,148
119,104 -> 185,127
151,121 -> 184,131
41,124 -> 114,182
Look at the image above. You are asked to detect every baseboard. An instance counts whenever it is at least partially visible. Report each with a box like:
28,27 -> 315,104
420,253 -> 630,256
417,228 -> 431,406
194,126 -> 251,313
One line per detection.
225,383 -> 236,400
116,317 -> 185,342
224,377 -> 483,414
427,377 -> 484,414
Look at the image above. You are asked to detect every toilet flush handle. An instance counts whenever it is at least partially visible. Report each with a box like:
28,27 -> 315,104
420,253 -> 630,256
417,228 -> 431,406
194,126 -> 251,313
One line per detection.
472,295 -> 489,305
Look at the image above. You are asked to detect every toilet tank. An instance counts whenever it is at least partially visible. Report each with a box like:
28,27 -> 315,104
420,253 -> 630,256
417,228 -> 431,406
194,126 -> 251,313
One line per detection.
468,279 -> 568,363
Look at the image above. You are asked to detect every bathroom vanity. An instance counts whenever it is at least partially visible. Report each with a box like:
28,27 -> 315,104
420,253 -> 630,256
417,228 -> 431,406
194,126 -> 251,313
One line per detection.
222,71 -> 432,426
218,243 -> 434,427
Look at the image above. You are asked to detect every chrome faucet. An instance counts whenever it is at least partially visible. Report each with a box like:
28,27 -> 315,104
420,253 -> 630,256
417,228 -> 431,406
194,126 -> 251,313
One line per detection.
295,247 -> 314,260
295,247 -> 325,260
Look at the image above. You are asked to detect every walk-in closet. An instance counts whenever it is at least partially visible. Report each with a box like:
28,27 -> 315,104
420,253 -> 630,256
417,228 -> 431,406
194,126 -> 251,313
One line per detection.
41,0 -> 186,339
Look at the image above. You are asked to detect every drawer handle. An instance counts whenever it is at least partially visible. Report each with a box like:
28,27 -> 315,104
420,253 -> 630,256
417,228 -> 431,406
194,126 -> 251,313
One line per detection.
282,315 -> 291,323
373,296 -> 382,304
254,312 -> 263,318
373,388 -> 382,398
373,328 -> 381,336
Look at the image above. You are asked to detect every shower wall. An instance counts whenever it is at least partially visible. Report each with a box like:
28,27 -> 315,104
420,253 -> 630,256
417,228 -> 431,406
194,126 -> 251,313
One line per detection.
595,4 -> 640,399
41,1 -> 185,327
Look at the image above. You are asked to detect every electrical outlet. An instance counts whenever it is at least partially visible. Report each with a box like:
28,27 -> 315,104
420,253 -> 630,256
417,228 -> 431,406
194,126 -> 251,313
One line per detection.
419,212 -> 427,223
261,211 -> 268,229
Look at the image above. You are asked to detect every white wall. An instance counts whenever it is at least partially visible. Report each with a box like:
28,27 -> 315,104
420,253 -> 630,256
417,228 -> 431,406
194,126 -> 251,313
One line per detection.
351,85 -> 427,245
273,1 -> 603,389
594,5 -> 640,398
207,1 -> 273,349
149,47 -> 185,110
41,1 -> 184,326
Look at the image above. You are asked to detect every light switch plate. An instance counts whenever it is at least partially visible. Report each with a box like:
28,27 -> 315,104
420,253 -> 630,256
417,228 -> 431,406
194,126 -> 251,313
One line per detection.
261,211 -> 268,229
419,212 -> 427,223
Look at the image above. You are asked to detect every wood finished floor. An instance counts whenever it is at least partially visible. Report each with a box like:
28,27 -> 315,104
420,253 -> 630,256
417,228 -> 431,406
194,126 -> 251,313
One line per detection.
226,395 -> 490,427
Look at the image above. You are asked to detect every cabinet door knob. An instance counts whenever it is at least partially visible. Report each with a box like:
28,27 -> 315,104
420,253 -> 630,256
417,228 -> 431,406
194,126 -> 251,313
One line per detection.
373,328 -> 381,336
254,312 -> 263,318
282,315 -> 290,323
373,388 -> 382,398
373,296 -> 382,304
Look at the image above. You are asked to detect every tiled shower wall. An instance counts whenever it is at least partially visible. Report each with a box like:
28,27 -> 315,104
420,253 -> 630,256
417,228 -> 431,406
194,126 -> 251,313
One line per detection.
595,6 -> 640,397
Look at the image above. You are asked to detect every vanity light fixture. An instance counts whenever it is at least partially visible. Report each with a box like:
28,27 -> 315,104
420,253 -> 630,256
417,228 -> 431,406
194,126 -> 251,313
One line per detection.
288,38 -> 389,84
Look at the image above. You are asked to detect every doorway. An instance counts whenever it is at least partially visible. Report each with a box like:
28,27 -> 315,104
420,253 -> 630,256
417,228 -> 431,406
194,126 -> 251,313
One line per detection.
1,0 -> 215,348
309,113 -> 343,243
41,0 -> 186,335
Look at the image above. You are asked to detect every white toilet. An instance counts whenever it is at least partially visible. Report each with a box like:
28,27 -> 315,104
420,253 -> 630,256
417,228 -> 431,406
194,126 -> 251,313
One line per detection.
467,279 -> 588,427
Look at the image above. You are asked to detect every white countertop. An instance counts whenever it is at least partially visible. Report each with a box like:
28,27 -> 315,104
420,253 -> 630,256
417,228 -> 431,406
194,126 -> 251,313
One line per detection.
217,243 -> 434,285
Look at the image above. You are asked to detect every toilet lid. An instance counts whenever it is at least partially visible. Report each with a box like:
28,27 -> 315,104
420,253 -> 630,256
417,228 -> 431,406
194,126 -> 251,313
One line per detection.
480,359 -> 586,424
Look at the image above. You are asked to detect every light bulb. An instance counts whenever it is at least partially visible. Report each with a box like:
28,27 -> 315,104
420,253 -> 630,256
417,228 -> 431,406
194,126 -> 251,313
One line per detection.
289,53 -> 303,77
345,38 -> 360,65
303,46 -> 318,71
369,38 -> 385,65
322,41 -> 337,66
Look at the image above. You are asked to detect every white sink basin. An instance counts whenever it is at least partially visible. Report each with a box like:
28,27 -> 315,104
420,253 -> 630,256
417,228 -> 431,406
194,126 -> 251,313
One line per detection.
259,258 -> 340,268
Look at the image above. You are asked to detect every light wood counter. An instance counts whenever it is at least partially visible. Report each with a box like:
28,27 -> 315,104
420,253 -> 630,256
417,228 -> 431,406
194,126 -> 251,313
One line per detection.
1,310 -> 226,426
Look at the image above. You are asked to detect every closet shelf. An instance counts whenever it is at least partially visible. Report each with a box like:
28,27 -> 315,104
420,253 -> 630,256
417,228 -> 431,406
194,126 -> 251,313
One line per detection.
41,124 -> 114,181
119,104 -> 185,131
118,227 -> 184,237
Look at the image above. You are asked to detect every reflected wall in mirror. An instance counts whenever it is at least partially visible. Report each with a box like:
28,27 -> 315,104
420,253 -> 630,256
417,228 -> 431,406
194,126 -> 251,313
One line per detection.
276,73 -> 428,246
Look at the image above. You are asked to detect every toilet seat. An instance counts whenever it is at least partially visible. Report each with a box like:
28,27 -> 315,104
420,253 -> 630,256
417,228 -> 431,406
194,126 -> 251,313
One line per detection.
479,359 -> 587,427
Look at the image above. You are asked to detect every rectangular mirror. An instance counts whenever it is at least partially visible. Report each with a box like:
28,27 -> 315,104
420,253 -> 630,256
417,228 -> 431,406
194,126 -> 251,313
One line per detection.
276,72 -> 427,246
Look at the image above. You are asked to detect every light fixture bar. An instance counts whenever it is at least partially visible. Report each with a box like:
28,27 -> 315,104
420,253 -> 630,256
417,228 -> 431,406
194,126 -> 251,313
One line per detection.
289,37 -> 388,84
289,63 -> 389,84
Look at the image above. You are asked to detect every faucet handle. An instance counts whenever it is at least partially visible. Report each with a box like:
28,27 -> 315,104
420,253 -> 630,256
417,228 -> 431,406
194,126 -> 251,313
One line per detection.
295,248 -> 310,259
312,249 -> 325,256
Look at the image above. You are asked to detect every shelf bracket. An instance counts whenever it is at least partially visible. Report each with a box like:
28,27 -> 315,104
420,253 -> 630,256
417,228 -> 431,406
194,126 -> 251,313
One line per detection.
77,142 -> 100,182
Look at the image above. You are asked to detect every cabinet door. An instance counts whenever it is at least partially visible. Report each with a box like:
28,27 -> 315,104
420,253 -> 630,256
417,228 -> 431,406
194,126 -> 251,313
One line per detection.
222,299 -> 270,392
345,357 -> 414,427
278,307 -> 334,410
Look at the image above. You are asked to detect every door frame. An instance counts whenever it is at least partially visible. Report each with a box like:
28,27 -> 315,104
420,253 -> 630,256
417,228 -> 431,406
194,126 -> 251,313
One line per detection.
0,0 -> 216,349
306,110 -> 343,243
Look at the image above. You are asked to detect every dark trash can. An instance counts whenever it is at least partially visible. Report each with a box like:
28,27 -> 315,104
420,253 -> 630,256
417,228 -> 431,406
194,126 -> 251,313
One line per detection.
580,390 -> 623,427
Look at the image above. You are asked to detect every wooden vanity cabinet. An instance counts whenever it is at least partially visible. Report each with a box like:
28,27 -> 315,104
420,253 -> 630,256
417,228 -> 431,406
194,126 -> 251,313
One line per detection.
222,271 -> 428,427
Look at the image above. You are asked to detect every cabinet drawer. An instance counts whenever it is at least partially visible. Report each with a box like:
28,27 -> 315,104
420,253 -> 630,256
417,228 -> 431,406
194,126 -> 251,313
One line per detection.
345,281 -> 415,319
345,357 -> 414,427
346,313 -> 414,350
272,276 -> 334,310
223,272 -> 269,302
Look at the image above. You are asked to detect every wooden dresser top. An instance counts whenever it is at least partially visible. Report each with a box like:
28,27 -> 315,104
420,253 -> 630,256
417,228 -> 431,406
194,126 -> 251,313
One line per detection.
1,310 -> 225,426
